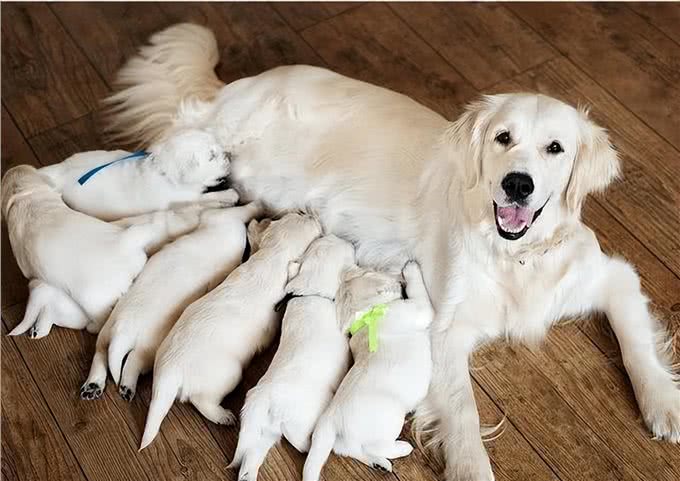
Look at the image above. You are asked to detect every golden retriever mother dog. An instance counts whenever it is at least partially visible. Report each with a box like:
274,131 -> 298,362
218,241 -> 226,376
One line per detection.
105,23 -> 679,481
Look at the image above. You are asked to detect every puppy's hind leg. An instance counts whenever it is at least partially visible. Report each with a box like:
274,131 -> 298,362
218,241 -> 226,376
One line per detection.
119,349 -> 153,402
191,393 -> 236,425
235,433 -> 278,481
81,331 -> 111,400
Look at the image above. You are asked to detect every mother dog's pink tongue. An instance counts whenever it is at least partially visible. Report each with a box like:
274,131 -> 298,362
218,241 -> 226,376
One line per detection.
497,206 -> 533,232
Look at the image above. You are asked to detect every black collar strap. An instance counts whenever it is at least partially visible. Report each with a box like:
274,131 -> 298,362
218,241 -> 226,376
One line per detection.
274,292 -> 335,312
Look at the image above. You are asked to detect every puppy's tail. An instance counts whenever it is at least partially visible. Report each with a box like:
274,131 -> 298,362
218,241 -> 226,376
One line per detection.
229,388 -> 279,472
8,281 -> 46,336
302,417 -> 336,481
140,367 -> 181,450
103,23 -> 224,147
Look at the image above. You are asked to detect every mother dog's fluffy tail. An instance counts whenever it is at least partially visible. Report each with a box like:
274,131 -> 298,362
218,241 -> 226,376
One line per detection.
104,23 -> 224,147
139,367 -> 181,450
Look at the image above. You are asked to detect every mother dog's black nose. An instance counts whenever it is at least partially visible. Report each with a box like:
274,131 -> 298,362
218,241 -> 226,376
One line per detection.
501,172 -> 534,201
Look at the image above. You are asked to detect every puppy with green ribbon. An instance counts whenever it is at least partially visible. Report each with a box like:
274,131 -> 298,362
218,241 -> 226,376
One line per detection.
304,262 -> 434,481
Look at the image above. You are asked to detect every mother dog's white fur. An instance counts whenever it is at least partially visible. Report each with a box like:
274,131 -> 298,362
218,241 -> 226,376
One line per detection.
80,202 -> 262,402
108,24 -> 680,480
1,165 -> 183,336
230,235 -> 355,481
40,127 -> 237,221
303,261 -> 433,481
140,213 -> 322,449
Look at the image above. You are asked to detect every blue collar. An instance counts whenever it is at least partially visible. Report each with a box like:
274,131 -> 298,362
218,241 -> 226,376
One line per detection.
77,150 -> 149,185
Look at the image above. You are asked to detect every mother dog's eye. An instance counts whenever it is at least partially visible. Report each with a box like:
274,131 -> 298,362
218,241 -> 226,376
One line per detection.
495,131 -> 511,146
547,141 -> 563,154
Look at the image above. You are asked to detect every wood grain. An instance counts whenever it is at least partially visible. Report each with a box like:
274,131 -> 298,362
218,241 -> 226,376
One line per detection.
1,321 -> 87,481
390,3 -> 556,90
302,3 -> 477,121
272,2 -> 361,31
628,3 -> 680,46
510,3 -> 680,150
1,3 -> 108,137
51,2 -> 169,85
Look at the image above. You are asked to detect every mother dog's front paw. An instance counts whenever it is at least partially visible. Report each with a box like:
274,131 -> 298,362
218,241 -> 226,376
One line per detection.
642,385 -> 680,443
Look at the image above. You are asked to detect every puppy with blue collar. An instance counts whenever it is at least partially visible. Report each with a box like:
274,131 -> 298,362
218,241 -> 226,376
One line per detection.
230,235 -> 355,481
40,127 -> 238,221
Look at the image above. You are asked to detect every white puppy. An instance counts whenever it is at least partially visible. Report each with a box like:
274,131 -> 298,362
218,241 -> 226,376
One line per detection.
303,261 -> 433,481
140,212 -> 322,449
230,235 -> 355,481
2,165 -> 186,336
39,127 -> 238,221
80,202 -> 262,401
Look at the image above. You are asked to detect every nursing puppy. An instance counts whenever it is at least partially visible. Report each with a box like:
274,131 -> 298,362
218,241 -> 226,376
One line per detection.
80,202 -> 262,402
40,127 -> 237,221
230,235 -> 355,481
140,212 -> 322,449
303,262 -> 433,481
2,165 -> 180,336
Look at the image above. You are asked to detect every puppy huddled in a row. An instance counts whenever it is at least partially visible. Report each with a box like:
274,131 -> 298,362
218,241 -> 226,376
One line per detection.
140,212 -> 322,449
80,202 -> 262,401
303,261 -> 433,481
39,127 -> 238,221
2,165 -> 210,337
230,235 -> 355,481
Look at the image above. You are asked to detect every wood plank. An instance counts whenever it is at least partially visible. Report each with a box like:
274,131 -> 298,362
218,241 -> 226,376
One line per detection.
628,3 -> 680,46
51,2 -> 169,86
510,3 -> 680,150
301,3 -> 477,121
474,340 -> 651,481
2,304 -> 228,481
390,3 -> 556,90
1,3 -> 108,137
160,2 -> 324,85
486,56 -> 680,277
2,107 -> 40,309
273,2 -> 360,31
1,320 -> 88,481
28,113 -> 109,166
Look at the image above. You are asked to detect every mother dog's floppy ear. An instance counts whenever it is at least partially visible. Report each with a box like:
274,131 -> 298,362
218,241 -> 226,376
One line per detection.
565,109 -> 621,213
446,95 -> 505,189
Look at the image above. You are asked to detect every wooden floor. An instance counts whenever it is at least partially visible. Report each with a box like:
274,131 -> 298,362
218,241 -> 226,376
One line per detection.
2,2 -> 680,481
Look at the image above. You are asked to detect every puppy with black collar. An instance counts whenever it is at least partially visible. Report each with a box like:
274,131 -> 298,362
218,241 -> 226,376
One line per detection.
40,127 -> 238,221
303,261 -> 433,481
230,235 -> 355,481
80,202 -> 262,402
139,212 -> 322,449
2,165 -> 183,337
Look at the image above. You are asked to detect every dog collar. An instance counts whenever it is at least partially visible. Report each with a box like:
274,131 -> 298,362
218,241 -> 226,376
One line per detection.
77,150 -> 149,185
274,292 -> 335,313
348,304 -> 389,353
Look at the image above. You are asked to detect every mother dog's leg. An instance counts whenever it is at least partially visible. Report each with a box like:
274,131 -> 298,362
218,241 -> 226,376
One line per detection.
594,257 -> 680,441
422,326 -> 494,481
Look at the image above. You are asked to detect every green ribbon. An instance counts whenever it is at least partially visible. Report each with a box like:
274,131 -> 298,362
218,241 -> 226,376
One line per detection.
348,304 -> 388,353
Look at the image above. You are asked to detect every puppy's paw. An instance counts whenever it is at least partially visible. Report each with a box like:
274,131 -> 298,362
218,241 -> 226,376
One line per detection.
80,382 -> 104,401
641,384 -> 680,443
28,323 -> 50,339
370,458 -> 392,473
119,385 -> 136,402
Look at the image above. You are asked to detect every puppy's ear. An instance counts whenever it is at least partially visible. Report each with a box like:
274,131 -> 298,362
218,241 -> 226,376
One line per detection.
565,109 -> 621,213
446,95 -> 505,189
247,218 -> 271,253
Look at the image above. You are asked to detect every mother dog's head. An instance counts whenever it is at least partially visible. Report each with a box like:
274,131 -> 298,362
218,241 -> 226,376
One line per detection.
448,93 -> 620,244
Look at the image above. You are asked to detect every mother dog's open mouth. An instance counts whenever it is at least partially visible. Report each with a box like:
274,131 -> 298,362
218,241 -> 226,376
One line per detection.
493,198 -> 548,240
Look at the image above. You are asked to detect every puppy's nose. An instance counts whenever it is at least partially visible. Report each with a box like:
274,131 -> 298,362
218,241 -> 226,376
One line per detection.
501,172 -> 534,202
